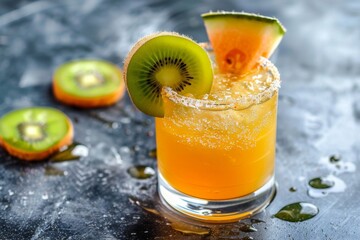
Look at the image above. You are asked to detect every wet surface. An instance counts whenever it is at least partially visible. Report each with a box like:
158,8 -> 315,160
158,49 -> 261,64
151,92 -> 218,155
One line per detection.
1,0 -> 360,239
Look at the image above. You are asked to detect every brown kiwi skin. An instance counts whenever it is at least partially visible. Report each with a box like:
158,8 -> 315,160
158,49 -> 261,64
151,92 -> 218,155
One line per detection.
123,32 -> 201,116
0,118 -> 74,161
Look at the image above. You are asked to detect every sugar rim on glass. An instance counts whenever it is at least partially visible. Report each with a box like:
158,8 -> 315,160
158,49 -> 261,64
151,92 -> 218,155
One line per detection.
162,57 -> 281,111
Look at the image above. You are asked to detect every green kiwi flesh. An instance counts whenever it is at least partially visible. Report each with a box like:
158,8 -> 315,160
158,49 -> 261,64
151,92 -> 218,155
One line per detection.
124,32 -> 213,117
0,107 -> 70,152
54,60 -> 122,97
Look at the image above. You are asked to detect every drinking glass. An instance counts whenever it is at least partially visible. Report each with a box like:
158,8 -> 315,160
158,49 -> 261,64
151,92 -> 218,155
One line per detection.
156,57 -> 280,222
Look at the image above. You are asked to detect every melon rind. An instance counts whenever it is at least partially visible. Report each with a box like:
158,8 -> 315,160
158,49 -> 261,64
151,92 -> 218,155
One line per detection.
202,12 -> 286,34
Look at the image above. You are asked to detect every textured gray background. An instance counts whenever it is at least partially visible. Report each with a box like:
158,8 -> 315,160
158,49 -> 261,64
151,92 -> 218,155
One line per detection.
0,0 -> 360,239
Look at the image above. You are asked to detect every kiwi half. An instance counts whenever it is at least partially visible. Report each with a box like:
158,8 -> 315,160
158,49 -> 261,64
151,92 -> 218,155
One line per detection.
0,107 -> 73,161
53,59 -> 125,108
124,32 -> 213,117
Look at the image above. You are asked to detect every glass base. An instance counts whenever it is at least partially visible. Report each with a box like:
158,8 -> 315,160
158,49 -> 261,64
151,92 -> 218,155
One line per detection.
158,172 -> 276,223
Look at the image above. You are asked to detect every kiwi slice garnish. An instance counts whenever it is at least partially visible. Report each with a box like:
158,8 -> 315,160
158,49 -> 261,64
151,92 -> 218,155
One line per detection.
124,32 -> 213,117
53,59 -> 125,108
0,107 -> 73,161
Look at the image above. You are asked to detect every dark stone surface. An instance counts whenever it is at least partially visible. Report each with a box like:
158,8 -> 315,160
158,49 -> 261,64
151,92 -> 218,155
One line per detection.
0,0 -> 360,239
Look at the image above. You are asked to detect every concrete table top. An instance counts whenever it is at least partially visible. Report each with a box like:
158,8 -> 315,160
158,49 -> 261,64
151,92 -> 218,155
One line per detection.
0,0 -> 359,239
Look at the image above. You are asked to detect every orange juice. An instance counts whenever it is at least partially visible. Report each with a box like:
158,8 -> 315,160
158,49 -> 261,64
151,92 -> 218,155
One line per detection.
156,58 -> 280,200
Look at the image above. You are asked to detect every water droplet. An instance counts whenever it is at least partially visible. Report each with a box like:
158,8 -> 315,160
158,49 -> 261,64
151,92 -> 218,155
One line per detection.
240,237 -> 254,240
237,222 -> 257,232
307,175 -> 346,198
329,155 -> 341,163
127,166 -> 155,179
50,143 -> 88,162
129,197 -> 160,216
170,222 -> 210,236
42,193 -> 49,200
98,173 -> 104,178
111,122 -> 119,129
274,202 -> 319,222
148,148 -> 157,158
88,111 -> 116,127
289,187 -> 297,192
308,177 -> 334,189
320,155 -> 356,174
132,145 -> 141,152
120,117 -> 131,124
44,165 -> 65,176
250,219 -> 265,224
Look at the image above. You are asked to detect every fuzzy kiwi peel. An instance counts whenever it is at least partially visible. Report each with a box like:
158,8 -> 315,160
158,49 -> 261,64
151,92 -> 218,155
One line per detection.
0,107 -> 73,161
124,32 -> 213,117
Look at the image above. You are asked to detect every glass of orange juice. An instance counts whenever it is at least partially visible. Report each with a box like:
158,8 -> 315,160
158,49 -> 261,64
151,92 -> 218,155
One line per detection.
156,56 -> 280,222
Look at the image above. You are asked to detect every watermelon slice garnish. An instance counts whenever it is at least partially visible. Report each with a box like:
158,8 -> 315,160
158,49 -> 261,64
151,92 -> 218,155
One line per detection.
202,11 -> 286,75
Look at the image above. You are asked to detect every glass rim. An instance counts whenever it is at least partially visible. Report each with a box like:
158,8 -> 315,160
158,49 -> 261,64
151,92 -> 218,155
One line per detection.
162,57 -> 281,111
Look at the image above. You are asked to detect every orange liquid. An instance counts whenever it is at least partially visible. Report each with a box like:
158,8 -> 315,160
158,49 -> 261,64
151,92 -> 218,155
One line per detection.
156,92 -> 278,200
